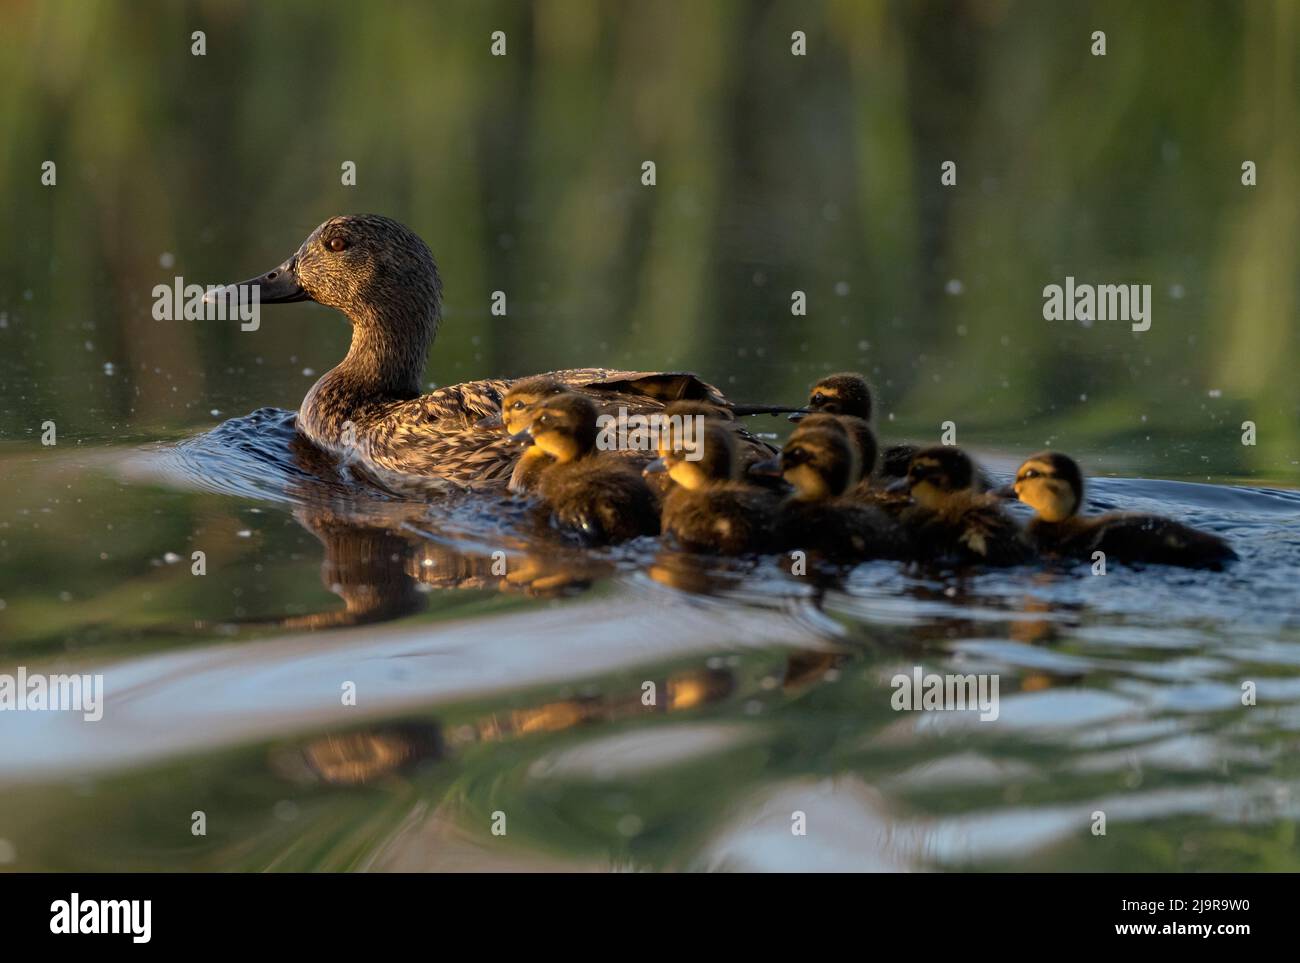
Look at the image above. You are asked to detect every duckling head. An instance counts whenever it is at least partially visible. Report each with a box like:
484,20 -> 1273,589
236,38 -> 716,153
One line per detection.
1009,451 -> 1084,522
899,445 -> 977,510
526,393 -> 599,464
791,413 -> 877,482
219,215 -> 442,395
651,423 -> 737,490
502,376 -> 567,435
803,373 -> 872,420
778,427 -> 855,500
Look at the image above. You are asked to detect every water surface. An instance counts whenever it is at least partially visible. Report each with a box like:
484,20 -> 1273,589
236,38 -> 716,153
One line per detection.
2,403 -> 1297,872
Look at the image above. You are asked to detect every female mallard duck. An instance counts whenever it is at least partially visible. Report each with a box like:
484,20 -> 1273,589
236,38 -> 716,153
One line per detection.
647,422 -> 780,554
1002,451 -> 1238,569
891,446 -> 1031,566
211,214 -> 792,489
522,393 -> 660,544
754,426 -> 905,561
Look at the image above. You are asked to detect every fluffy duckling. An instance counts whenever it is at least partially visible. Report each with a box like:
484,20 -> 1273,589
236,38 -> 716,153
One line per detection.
647,422 -> 780,554
894,446 -> 1031,566
1004,451 -> 1238,569
500,376 -> 567,493
787,413 -> 912,517
797,373 -> 919,478
526,393 -> 660,544
757,426 -> 905,561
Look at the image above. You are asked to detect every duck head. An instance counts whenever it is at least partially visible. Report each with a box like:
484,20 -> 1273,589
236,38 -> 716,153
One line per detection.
790,413 -> 877,483
524,393 -> 599,464
1003,451 -> 1084,522
499,376 -> 568,435
760,426 -> 854,500
893,445 -> 977,510
646,423 -> 737,490
214,215 -> 442,396
791,373 -> 872,422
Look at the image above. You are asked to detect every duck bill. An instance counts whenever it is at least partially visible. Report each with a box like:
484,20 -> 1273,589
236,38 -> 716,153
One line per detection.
885,477 -> 911,494
508,429 -> 534,447
204,255 -> 309,306
477,413 -> 505,430
748,457 -> 782,478
643,457 -> 668,476
993,484 -> 1018,500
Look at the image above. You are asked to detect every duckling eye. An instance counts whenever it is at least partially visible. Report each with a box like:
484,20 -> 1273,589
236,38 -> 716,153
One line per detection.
326,236 -> 348,253
812,393 -> 826,405
511,400 -> 525,410
1022,469 -> 1039,479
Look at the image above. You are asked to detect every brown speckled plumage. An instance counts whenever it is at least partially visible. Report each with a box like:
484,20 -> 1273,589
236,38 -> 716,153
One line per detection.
223,215 -> 777,490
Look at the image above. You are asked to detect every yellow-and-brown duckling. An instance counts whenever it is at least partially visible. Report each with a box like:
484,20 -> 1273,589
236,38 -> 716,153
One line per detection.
755,426 -> 906,561
796,373 -> 996,490
646,422 -> 780,554
784,412 -> 911,516
1001,451 -> 1238,570
500,376 -> 567,493
795,373 -> 918,478
892,446 -> 1032,566
210,214 -> 792,489
521,393 -> 660,544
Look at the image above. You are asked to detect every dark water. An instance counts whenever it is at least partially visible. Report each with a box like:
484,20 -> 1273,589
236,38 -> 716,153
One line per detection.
2,408 -> 1297,872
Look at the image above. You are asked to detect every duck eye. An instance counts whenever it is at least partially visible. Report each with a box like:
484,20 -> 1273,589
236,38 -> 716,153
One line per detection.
812,393 -> 825,405
327,236 -> 348,253
511,400 -> 524,410
1023,469 -> 1039,479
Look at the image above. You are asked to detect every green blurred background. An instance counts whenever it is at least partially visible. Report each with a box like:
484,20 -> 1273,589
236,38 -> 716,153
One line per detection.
0,0 -> 1296,470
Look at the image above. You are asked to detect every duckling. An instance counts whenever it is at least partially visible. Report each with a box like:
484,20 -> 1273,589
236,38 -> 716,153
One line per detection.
525,393 -> 660,544
893,446 -> 1031,566
786,413 -> 911,516
209,214 -> 794,489
795,373 -> 919,479
499,376 -> 566,493
1003,451 -> 1238,569
647,423 -> 780,554
755,427 -> 905,561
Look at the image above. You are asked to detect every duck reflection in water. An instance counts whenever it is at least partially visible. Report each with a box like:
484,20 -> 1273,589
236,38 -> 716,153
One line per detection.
262,434 -> 620,632
272,664 -> 737,787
